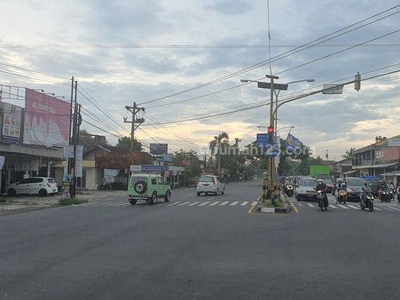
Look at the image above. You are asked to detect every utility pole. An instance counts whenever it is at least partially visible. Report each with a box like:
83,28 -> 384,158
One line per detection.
124,102 -> 145,152
71,81 -> 78,199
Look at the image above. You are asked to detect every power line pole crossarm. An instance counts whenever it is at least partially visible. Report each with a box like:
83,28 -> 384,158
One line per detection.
124,102 -> 145,152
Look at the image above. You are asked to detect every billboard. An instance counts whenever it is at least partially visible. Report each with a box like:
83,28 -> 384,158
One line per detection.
23,89 -> 71,147
150,143 -> 168,155
1,103 -> 22,144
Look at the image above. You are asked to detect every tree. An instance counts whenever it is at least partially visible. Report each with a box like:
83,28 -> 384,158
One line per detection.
208,132 -> 229,177
115,136 -> 142,152
342,148 -> 355,159
173,149 -> 202,186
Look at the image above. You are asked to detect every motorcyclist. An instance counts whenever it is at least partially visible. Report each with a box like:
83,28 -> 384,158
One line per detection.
316,179 -> 328,205
360,183 -> 372,207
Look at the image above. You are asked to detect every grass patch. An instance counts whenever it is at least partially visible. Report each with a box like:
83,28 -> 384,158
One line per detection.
58,197 -> 89,206
260,196 -> 285,208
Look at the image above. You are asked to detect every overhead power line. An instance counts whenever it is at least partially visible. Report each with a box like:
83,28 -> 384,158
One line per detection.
138,5 -> 400,106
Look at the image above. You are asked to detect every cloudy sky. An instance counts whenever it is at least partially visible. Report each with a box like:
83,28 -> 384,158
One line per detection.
1,0 -> 399,161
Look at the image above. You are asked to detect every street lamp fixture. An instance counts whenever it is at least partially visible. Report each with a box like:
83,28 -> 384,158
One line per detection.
277,125 -> 295,134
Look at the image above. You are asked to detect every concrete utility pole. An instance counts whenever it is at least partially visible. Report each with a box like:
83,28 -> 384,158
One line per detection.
124,102 -> 145,152
71,81 -> 78,199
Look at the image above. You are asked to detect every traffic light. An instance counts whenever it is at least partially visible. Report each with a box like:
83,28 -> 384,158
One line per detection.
355,71 -> 361,91
268,126 -> 274,143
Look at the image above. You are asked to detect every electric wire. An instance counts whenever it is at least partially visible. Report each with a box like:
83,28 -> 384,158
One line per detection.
137,5 -> 400,106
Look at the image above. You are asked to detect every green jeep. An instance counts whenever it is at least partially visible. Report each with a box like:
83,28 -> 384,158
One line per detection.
128,174 -> 172,205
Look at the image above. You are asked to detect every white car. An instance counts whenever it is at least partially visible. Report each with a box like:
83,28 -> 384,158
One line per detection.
196,175 -> 225,196
6,177 -> 58,196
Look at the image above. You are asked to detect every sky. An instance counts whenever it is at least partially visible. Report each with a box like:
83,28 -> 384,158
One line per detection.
0,0 -> 399,161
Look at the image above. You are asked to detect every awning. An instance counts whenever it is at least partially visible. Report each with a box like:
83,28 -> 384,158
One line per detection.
342,170 -> 358,175
379,170 -> 400,177
352,162 -> 397,170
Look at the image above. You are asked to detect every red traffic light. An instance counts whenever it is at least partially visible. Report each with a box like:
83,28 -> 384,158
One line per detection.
268,126 -> 274,134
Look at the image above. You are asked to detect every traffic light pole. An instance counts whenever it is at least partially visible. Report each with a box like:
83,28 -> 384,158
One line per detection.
267,75 -> 278,205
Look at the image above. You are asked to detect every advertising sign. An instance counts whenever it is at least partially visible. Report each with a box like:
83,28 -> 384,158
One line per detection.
150,143 -> 168,155
23,89 -> 71,147
1,103 -> 22,143
388,138 -> 400,147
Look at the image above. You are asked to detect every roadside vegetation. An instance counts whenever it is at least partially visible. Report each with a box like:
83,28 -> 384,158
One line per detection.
58,197 -> 89,206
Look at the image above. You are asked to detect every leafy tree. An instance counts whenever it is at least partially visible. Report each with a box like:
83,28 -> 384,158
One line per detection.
173,149 -> 202,186
115,136 -> 142,152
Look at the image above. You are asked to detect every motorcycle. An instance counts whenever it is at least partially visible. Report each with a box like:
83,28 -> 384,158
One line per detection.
360,192 -> 374,212
336,188 -> 347,204
285,184 -> 294,197
379,188 -> 393,202
316,189 -> 328,211
57,185 -> 65,195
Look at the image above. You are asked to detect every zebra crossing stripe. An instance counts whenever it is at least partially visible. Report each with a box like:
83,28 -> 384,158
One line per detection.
383,206 -> 399,211
166,202 -> 180,206
178,201 -> 191,206
209,201 -> 220,206
230,201 -> 239,206
307,203 -> 314,207
374,207 -> 382,211
347,204 -> 359,209
220,201 -> 229,206
241,201 -> 249,206
199,201 -> 211,206
251,201 -> 258,206
337,204 -> 349,209
188,201 -> 201,206
329,205 -> 338,209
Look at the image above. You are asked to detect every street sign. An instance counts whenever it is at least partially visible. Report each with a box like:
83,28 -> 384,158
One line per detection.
257,82 -> 288,91
257,133 -> 269,147
264,143 -> 280,158
322,84 -> 343,94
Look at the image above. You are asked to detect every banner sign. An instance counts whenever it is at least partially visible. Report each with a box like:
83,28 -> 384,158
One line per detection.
150,143 -> 168,155
23,89 -> 70,147
284,133 -> 303,152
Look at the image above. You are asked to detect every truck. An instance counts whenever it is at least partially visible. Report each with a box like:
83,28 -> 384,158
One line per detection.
309,165 -> 330,180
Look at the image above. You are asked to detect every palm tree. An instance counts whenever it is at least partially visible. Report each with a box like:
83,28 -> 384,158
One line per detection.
342,148 -> 355,160
209,132 -> 229,177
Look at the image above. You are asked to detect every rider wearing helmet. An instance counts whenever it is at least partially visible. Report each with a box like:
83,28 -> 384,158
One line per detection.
316,179 -> 328,205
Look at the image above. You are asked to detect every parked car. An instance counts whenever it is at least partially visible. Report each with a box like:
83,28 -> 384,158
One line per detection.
196,175 -> 225,196
345,177 -> 367,201
127,174 -> 171,205
294,177 -> 318,201
6,177 -> 58,196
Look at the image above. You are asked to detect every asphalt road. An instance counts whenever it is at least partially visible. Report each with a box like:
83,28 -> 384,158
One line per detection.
1,181 -> 400,299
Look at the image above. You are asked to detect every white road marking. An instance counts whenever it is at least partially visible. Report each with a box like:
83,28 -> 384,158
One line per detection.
337,204 -> 349,209
347,205 -> 359,209
230,201 -> 239,206
220,201 -> 229,206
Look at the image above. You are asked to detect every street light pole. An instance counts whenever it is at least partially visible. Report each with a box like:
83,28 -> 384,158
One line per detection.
274,79 -> 314,137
